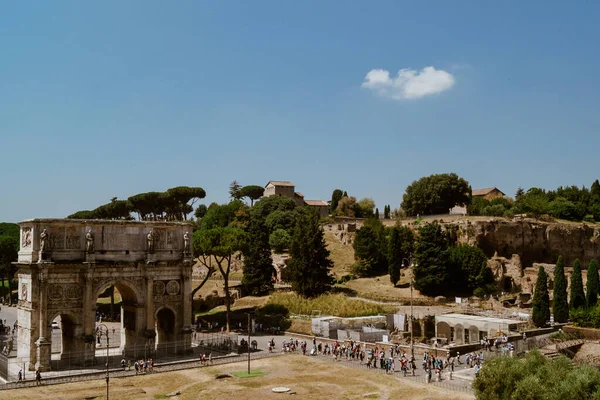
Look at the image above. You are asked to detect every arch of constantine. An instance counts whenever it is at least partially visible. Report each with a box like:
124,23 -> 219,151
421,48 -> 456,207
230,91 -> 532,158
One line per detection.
15,218 -> 194,371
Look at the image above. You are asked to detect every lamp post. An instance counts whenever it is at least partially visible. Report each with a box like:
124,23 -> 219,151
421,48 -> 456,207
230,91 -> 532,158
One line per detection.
246,312 -> 254,374
96,324 -> 110,400
401,258 -> 418,360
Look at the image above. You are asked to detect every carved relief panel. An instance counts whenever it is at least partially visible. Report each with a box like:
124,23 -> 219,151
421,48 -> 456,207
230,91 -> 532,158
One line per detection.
65,227 -> 81,249
21,228 -> 32,249
153,229 -> 166,250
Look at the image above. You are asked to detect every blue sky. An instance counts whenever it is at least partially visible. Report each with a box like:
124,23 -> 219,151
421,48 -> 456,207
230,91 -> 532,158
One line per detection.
1,1 -> 599,222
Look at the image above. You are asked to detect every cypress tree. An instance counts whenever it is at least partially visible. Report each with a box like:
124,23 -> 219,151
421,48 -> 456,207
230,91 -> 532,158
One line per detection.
532,266 -> 550,328
388,228 -> 402,286
570,259 -> 586,310
288,208 -> 333,297
552,255 -> 569,323
241,217 -> 274,295
586,259 -> 600,308
375,208 -> 380,219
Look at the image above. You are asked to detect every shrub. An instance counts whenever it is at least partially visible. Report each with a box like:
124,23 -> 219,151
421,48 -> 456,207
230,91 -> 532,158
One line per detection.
269,229 -> 290,253
267,292 -> 394,317
337,274 -> 356,284
584,214 -> 596,223
474,349 -> 600,400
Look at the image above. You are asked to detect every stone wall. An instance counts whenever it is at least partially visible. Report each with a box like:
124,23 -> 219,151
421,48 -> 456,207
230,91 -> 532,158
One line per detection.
450,219 -> 600,267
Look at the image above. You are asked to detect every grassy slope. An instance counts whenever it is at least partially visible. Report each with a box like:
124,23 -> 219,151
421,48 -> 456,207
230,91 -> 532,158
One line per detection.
324,231 -> 355,279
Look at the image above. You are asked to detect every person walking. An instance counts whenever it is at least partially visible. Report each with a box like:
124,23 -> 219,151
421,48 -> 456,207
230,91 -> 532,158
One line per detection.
35,370 -> 41,385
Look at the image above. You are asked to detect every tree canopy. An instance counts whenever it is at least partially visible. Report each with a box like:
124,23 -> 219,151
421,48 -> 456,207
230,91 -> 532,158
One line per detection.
238,185 -> 264,206
193,225 -> 246,332
69,186 -> 206,221
532,265 -> 550,327
413,222 -> 450,296
401,173 -> 471,216
570,259 -> 586,310
474,350 -> 600,400
387,226 -> 414,286
552,256 -> 569,323
287,208 -> 333,297
587,259 -> 600,308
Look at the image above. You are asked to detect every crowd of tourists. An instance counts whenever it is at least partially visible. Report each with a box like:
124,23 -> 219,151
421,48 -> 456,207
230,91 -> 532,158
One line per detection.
120,357 -> 154,374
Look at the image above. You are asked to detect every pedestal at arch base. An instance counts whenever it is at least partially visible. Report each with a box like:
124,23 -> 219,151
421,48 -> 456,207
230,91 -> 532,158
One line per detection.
34,337 -> 51,372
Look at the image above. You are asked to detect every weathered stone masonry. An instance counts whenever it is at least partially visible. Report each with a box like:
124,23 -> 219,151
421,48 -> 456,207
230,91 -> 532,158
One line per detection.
15,218 -> 194,371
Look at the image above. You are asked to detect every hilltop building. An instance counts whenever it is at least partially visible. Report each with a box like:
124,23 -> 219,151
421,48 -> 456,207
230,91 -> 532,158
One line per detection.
263,181 -> 329,218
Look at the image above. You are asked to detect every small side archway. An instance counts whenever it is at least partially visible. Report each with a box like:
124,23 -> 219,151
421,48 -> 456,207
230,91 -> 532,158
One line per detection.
47,311 -> 83,365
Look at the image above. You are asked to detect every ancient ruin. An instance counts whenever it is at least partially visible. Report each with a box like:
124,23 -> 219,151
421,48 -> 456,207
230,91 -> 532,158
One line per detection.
15,218 -> 194,371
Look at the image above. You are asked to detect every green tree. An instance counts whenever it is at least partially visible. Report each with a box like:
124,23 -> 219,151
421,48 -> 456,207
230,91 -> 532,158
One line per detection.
474,349 -> 600,400
242,196 -> 295,295
552,255 -> 569,323
548,197 -> 577,220
448,244 -> 488,296
387,226 -> 414,286
374,207 -> 379,219
330,189 -> 343,214
515,187 -> 525,202
383,205 -> 390,219
468,197 -> 490,216
352,226 -> 381,277
570,259 -> 586,310
0,234 -> 18,303
0,223 -> 19,238
413,222 -> 450,296
335,196 -> 357,217
193,226 -> 246,332
200,200 -> 247,230
269,229 -> 291,253
288,208 -> 333,297
532,266 -> 550,327
238,185 -> 264,206
229,180 -> 243,200
67,210 -> 96,219
587,259 -> 600,308
194,204 -> 208,220
401,173 -> 471,216
474,261 -> 498,297
517,190 -> 550,219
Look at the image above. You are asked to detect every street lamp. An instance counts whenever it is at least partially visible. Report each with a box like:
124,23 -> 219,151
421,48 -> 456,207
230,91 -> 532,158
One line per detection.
401,258 -> 418,360
96,324 -> 110,400
246,312 -> 255,374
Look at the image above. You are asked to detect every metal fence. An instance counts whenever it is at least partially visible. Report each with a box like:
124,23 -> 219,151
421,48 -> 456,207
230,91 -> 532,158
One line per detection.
0,347 -> 286,389
0,331 -> 240,383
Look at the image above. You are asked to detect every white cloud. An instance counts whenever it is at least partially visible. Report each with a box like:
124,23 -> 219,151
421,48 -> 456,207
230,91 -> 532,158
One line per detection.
361,66 -> 455,100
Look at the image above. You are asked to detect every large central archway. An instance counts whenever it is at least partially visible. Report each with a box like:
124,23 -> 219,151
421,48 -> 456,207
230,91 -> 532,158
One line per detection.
93,279 -> 145,358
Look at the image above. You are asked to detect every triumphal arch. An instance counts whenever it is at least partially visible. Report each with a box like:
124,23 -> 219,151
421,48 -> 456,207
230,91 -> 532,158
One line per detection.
15,218 -> 194,371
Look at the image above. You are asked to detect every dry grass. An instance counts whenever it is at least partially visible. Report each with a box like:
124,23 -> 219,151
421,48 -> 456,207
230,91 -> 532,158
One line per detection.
0,356 -> 473,400
341,274 -> 432,304
288,318 -> 313,335
324,231 -> 355,278
267,292 -> 395,317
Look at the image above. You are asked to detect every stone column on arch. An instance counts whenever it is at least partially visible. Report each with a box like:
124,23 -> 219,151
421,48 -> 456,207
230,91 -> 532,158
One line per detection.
34,266 -> 51,372
181,266 -> 193,354
82,270 -> 96,365
145,276 -> 155,339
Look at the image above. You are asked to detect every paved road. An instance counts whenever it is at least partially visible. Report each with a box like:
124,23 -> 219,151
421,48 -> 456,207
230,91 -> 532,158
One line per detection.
233,332 -> 473,392
0,306 -> 17,327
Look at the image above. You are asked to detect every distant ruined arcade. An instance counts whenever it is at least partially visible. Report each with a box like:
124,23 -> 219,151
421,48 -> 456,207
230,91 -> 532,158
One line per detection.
15,218 -> 194,372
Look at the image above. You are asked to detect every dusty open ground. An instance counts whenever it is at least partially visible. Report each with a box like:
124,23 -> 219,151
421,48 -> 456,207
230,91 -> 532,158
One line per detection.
0,355 -> 474,400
